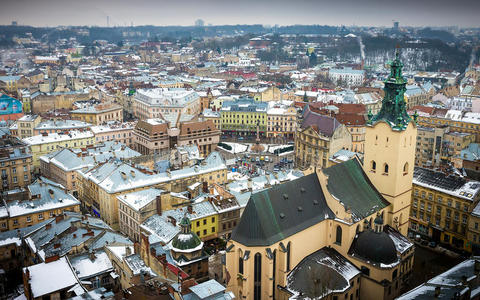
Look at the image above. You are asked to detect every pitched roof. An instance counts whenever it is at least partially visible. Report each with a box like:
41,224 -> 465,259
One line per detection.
301,105 -> 342,137
231,173 -> 335,246
323,158 -> 389,222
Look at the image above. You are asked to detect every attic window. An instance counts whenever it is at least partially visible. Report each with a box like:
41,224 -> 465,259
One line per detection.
300,187 -> 306,193
279,213 -> 285,219
313,200 -> 319,205
297,206 -> 303,212
282,194 -> 288,200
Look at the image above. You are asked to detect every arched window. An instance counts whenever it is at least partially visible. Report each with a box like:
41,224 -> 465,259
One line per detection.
371,160 -> 376,172
238,250 -> 244,275
403,162 -> 409,175
384,163 -> 389,174
375,135 -> 378,145
254,253 -> 262,300
286,242 -> 291,272
335,226 -> 342,245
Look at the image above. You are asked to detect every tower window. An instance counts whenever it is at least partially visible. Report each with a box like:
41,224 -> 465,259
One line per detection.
371,161 -> 376,172
403,162 -> 409,175
384,164 -> 389,174
335,226 -> 342,245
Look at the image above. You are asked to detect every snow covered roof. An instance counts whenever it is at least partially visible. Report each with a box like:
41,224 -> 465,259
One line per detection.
70,250 -> 114,280
22,130 -> 94,146
117,188 -> 165,212
24,257 -> 79,298
413,167 -> 480,201
5,179 -> 80,218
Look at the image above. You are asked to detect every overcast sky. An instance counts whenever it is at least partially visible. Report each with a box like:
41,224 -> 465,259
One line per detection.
1,0 -> 479,28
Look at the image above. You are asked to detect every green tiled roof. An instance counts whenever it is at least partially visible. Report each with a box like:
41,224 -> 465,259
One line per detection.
232,174 -> 335,247
323,158 -> 389,222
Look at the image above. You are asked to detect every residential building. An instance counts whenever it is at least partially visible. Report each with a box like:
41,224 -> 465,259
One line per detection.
70,103 -> 123,125
266,101 -> 297,142
0,134 -> 33,191
77,152 -> 227,229
328,67 -> 365,86
410,167 -> 480,252
404,82 -> 435,109
39,142 -> 140,197
201,108 -> 221,130
17,115 -> 42,139
91,121 -> 135,147
226,52 -> 417,300
23,257 -> 84,300
33,119 -> 91,136
118,188 -> 166,242
2,177 -> 80,231
220,98 -> 268,137
22,130 -> 95,169
140,200 -> 218,244
415,126 -> 475,167
134,88 -> 200,120
134,118 -> 220,157
295,105 -> 352,169
133,118 -> 170,155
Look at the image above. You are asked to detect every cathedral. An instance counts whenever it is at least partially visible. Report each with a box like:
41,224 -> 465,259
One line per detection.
225,51 -> 417,300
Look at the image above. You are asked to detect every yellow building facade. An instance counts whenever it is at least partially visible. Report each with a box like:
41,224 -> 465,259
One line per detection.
22,131 -> 95,169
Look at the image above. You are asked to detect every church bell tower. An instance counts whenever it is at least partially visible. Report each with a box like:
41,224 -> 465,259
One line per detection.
363,50 -> 417,236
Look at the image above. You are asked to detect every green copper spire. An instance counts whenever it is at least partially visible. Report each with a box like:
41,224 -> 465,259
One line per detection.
369,49 -> 413,130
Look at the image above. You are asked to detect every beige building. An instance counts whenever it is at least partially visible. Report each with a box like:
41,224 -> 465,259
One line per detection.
295,105 -> 352,169
415,125 -> 475,167
134,88 -> 200,120
266,101 -> 297,142
70,103 -> 123,125
17,115 -> 42,139
134,118 -> 220,157
118,188 -> 166,242
0,134 -> 33,192
226,52 -> 417,300
77,152 -> 227,229
410,167 -> 480,253
91,121 -> 135,148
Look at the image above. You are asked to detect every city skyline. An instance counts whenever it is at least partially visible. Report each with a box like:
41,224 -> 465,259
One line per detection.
1,0 -> 480,28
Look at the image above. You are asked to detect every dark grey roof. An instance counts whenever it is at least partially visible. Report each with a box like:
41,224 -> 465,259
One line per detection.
413,167 -> 466,192
300,105 -> 342,137
348,229 -> 398,266
231,173 -> 335,247
285,247 -> 360,298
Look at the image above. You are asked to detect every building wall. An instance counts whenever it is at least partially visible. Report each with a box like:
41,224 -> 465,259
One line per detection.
409,185 -> 475,252
71,107 -> 123,125
295,125 -> 352,169
29,135 -> 95,169
7,204 -> 80,231
363,122 -> 417,236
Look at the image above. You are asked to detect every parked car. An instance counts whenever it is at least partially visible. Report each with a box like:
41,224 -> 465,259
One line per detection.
428,241 -> 437,248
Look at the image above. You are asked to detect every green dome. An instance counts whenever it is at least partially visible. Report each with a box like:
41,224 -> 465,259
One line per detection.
171,232 -> 202,251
